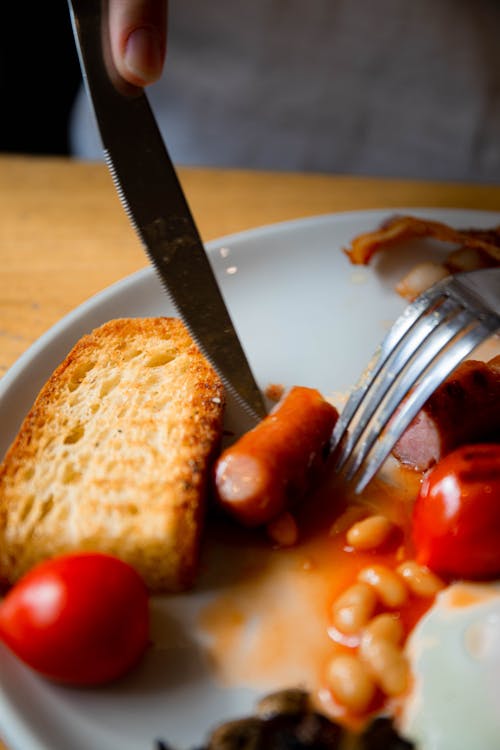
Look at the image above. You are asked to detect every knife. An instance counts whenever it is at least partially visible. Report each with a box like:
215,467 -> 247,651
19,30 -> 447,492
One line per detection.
67,0 -> 266,423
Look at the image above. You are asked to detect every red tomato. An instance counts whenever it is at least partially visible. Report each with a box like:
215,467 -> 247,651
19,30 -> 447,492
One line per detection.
0,552 -> 150,685
412,444 -> 500,579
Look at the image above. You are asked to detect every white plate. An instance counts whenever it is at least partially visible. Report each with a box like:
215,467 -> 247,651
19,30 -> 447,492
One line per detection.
1,208 -> 499,750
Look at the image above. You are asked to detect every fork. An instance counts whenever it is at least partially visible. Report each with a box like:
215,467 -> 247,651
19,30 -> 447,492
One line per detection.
330,267 -> 500,493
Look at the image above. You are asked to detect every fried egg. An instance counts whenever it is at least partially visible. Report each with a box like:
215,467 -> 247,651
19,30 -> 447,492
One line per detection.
400,582 -> 500,750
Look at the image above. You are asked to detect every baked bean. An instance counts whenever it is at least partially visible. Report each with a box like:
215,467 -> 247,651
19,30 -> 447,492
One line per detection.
358,565 -> 408,608
346,515 -> 394,551
362,613 -> 404,647
359,638 -> 409,697
326,654 -> 376,714
266,511 -> 299,547
332,583 -> 377,635
396,262 -> 449,301
396,561 -> 445,598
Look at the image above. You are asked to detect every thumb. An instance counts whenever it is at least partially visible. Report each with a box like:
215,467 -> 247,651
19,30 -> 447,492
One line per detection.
108,0 -> 168,87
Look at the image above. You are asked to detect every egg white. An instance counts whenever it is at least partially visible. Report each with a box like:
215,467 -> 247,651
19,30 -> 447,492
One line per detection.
400,582 -> 500,750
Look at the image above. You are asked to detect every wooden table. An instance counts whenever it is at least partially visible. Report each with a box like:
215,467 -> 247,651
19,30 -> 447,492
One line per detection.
2,154 -> 500,380
0,155 -> 499,749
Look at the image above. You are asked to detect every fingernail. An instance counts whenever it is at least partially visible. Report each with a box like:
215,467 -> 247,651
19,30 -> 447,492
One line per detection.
124,27 -> 163,84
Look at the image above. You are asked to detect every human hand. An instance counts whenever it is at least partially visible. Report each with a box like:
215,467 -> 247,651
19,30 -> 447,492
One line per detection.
108,0 -> 168,87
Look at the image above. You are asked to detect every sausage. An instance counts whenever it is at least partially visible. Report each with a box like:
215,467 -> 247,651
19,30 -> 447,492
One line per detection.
214,386 -> 338,527
392,356 -> 500,471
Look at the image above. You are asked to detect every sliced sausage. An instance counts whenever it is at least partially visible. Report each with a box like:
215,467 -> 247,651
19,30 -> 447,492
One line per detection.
392,356 -> 500,471
214,386 -> 338,527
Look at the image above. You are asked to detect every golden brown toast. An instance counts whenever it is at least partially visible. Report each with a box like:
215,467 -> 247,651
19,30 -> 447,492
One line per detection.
0,318 -> 225,592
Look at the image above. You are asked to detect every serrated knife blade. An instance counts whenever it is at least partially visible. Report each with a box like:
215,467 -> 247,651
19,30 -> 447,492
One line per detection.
67,0 -> 266,423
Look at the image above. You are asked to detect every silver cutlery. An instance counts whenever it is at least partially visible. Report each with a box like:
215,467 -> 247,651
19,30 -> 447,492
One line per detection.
331,267 -> 500,492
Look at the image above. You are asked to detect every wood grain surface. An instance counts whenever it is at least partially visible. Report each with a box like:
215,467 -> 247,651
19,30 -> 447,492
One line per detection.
2,155 -> 500,379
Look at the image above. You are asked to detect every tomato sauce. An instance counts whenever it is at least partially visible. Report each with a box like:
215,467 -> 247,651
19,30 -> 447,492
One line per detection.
198,459 -> 432,725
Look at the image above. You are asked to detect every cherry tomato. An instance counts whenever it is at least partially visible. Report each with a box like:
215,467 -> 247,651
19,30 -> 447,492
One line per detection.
0,552 -> 150,685
412,444 -> 500,579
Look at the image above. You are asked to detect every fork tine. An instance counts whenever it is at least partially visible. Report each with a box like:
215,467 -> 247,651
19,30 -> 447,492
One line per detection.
353,316 -> 498,493
330,284 -> 453,461
343,306 -> 478,481
332,295 -> 459,471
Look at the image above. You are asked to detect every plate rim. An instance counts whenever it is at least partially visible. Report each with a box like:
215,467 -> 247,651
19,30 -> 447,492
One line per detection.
2,205 -> 500,400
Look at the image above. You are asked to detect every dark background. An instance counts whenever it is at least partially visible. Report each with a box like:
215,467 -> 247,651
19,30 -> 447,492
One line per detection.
0,3 -> 81,155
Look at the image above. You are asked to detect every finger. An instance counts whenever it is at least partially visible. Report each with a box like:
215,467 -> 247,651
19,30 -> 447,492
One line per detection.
108,0 -> 168,87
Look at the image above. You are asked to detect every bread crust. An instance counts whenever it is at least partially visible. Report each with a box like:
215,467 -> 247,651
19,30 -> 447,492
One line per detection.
0,318 -> 225,592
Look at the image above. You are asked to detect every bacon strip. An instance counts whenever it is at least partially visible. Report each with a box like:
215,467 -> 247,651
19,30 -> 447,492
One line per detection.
344,215 -> 500,266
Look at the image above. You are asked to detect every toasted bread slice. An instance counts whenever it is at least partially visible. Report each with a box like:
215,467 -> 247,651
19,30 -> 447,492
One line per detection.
0,318 -> 225,592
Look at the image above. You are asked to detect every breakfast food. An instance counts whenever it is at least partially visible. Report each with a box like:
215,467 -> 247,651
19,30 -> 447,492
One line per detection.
394,262 -> 450,301
0,317 -> 224,592
344,214 -> 500,267
184,689 -> 413,749
0,552 -> 150,685
400,582 -> 500,750
1,214 -> 499,749
392,356 -> 500,470
214,386 -> 338,527
198,350 -> 498,750
412,443 -> 500,579
343,213 -> 500,300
